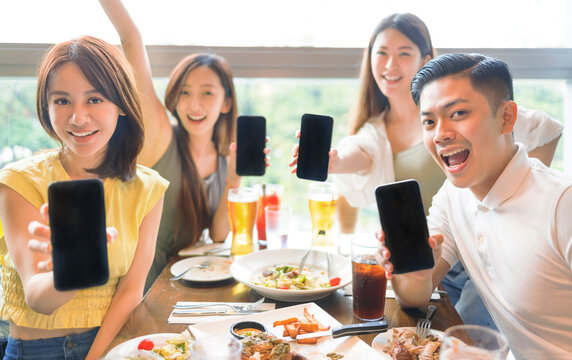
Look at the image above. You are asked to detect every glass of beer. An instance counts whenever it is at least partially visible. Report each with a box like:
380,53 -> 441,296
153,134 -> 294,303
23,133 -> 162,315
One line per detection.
254,183 -> 283,249
440,325 -> 509,360
351,233 -> 387,321
228,187 -> 258,256
308,182 -> 338,247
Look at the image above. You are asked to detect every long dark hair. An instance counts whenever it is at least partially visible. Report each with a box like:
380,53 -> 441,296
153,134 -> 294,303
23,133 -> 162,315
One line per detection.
36,35 -> 144,181
350,13 -> 434,135
164,53 -> 237,250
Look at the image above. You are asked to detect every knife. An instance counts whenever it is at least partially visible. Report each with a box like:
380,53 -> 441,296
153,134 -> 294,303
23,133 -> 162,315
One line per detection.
171,309 -> 268,316
294,319 -> 388,340
203,246 -> 230,255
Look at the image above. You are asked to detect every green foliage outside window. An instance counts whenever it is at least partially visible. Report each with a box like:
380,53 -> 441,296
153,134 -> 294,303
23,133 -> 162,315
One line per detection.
0,77 -> 565,234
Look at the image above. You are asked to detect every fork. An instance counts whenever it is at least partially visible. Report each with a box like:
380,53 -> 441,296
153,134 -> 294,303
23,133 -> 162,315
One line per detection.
416,305 -> 437,338
173,296 -> 265,311
170,259 -> 211,281
299,230 -> 331,277
298,231 -> 317,275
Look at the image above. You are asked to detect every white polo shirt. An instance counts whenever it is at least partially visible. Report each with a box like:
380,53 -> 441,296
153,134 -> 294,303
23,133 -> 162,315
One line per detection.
428,144 -> 572,360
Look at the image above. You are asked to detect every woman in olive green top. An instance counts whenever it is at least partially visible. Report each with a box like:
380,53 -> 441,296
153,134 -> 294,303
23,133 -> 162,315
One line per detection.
330,13 -> 561,227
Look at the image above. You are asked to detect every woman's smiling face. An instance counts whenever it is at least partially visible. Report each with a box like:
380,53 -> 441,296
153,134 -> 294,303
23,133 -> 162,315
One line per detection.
371,28 -> 429,100
48,62 -> 120,167
175,65 -> 230,139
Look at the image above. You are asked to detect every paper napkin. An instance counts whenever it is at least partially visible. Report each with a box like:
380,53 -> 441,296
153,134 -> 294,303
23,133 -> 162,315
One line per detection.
168,301 -> 276,324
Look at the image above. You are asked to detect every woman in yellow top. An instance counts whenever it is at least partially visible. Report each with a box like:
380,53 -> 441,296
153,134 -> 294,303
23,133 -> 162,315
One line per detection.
0,36 -> 168,359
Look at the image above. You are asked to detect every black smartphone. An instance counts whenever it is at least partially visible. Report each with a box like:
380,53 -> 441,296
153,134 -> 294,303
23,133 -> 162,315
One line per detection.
236,115 -> 266,176
48,179 -> 109,291
296,113 -> 333,182
375,179 -> 434,274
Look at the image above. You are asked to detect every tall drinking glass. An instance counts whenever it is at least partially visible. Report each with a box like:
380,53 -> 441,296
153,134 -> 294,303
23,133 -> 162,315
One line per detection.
351,234 -> 387,321
308,182 -> 338,247
254,183 -> 283,248
440,325 -> 509,360
228,187 -> 257,256
265,205 -> 292,249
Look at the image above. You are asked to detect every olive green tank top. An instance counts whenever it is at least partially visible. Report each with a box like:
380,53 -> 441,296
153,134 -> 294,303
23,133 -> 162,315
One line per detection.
393,142 -> 446,214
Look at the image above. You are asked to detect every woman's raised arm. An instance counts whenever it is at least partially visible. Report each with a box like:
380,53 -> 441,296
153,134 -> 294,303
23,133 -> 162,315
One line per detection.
99,0 -> 172,167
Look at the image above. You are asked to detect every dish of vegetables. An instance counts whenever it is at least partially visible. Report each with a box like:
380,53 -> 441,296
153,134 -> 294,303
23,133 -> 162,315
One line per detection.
253,265 -> 341,290
230,249 -> 351,302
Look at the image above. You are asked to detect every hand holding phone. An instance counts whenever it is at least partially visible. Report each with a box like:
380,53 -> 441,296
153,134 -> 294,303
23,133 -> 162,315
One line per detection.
296,113 -> 334,182
375,179 -> 434,274
48,179 -> 109,291
236,115 -> 266,176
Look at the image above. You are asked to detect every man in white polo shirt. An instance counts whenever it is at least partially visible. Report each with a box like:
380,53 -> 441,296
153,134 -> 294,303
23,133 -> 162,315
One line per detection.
378,53 -> 572,359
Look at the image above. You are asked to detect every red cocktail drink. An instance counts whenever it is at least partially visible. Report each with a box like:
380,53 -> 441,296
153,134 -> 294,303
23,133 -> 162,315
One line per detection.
255,184 -> 282,248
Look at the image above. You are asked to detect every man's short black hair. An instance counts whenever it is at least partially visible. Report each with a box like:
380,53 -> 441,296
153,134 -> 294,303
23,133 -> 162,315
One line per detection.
411,53 -> 514,113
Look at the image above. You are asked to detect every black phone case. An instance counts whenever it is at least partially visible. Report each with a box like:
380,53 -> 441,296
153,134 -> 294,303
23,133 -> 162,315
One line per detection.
375,179 -> 434,274
236,115 -> 266,176
296,113 -> 333,182
48,179 -> 109,291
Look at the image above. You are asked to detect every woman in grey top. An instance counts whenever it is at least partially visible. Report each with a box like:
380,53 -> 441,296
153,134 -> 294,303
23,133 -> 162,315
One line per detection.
100,0 -> 241,291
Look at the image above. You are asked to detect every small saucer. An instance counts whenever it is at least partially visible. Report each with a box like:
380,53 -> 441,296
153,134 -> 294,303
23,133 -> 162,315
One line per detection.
170,256 -> 233,282
230,321 -> 267,339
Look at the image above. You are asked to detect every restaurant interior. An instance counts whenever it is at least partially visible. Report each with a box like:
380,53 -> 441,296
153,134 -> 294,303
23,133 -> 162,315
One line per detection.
0,0 -> 571,359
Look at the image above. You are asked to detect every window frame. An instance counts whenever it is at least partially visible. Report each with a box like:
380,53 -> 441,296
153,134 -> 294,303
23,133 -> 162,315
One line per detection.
2,43 -> 571,174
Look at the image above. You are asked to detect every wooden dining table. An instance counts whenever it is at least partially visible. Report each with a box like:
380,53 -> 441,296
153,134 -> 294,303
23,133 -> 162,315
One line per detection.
104,253 -> 463,357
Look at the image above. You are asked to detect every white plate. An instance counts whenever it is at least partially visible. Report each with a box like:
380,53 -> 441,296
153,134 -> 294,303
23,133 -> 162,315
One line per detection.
230,248 -> 351,302
190,302 -> 383,360
371,327 -> 445,359
105,333 -> 186,359
170,256 -> 233,282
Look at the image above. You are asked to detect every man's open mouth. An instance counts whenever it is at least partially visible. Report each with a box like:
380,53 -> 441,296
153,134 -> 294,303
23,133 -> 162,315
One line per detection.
440,149 -> 469,168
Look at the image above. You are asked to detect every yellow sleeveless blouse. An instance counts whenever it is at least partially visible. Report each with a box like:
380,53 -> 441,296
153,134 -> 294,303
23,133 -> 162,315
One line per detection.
0,151 -> 168,329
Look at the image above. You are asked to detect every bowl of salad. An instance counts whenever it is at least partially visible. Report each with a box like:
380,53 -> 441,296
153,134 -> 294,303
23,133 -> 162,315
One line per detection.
230,249 -> 351,302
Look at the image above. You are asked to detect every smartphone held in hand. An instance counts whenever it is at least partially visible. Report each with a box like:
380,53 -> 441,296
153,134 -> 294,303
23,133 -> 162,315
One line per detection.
296,113 -> 333,182
375,179 -> 434,274
236,115 -> 266,176
48,178 -> 109,291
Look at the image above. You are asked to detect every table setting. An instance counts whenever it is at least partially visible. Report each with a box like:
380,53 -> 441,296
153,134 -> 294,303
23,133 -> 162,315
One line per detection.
104,182 -> 470,360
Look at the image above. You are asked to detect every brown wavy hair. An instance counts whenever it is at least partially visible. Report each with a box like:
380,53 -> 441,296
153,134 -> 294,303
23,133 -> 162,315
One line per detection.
36,35 -> 144,181
349,13 -> 434,135
164,53 -> 237,251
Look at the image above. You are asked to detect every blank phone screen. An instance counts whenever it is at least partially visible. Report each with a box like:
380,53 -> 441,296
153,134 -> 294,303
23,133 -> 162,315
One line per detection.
375,180 -> 434,274
236,116 -> 266,176
49,179 -> 109,291
296,113 -> 333,182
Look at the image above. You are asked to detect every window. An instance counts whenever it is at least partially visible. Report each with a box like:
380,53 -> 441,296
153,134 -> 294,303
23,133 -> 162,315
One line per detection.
0,77 -> 565,235
1,0 -> 571,237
